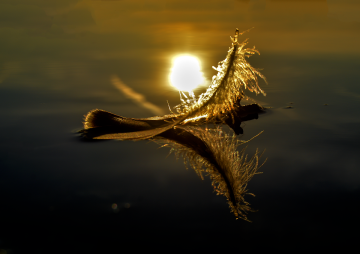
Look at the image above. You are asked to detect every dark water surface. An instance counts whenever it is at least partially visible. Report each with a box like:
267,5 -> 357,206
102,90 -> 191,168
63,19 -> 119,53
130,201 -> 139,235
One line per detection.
1,1 -> 360,253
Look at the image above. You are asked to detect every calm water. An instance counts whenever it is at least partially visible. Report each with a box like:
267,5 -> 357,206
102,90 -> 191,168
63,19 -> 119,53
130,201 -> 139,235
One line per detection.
1,1 -> 360,253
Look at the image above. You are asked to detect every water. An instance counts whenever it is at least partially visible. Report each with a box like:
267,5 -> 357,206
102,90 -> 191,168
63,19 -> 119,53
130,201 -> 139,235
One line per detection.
1,1 -> 360,253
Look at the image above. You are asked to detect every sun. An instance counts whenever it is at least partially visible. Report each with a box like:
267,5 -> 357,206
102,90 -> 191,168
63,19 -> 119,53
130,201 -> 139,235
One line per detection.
169,55 -> 205,92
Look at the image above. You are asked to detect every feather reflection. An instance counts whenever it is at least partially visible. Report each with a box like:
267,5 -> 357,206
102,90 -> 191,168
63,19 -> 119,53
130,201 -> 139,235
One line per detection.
155,126 -> 265,221
79,105 -> 265,221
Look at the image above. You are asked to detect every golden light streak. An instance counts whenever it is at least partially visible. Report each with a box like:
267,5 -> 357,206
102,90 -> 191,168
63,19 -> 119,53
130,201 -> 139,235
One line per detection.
111,75 -> 165,115
183,114 -> 208,123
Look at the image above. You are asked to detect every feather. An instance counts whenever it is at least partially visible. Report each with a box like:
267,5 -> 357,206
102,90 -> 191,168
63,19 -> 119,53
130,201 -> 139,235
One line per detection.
81,28 -> 267,140
82,109 -> 186,140
80,103 -> 264,139
78,28 -> 268,220
176,28 -> 267,123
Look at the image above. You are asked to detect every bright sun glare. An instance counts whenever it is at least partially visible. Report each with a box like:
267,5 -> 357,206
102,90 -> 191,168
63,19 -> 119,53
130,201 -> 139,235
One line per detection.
169,55 -> 205,92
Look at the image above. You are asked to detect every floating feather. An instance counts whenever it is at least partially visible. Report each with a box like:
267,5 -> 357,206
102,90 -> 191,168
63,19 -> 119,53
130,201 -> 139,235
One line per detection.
82,29 -> 267,140
82,108 -> 185,140
80,102 -> 264,139
79,28 -> 268,220
176,28 -> 267,123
